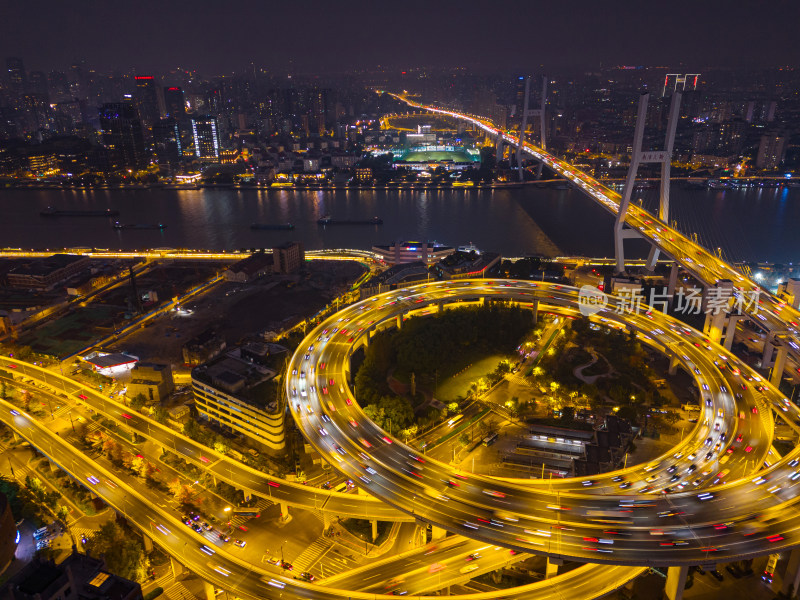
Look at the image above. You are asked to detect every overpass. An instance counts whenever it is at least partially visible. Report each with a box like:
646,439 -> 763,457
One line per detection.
3,279 -> 797,598
387,90 -> 800,389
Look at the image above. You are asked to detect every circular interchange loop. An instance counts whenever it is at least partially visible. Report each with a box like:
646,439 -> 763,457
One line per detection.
287,279 -> 800,572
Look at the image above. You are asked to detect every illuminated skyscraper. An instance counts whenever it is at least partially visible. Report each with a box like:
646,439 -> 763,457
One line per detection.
153,117 -> 182,166
191,115 -> 219,159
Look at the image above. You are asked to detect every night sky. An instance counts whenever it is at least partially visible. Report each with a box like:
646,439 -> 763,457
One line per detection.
2,0 -> 799,74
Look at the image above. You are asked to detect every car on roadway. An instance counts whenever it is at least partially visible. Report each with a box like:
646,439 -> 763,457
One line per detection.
233,539 -> 246,548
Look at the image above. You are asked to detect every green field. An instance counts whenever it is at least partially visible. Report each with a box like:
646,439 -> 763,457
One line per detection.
398,149 -> 479,163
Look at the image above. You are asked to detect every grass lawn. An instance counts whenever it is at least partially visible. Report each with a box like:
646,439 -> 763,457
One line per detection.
435,354 -> 508,402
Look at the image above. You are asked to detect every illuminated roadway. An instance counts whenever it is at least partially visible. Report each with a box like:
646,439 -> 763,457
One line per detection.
388,91 -> 800,362
287,280 -> 800,569
3,279 -> 798,597
0,389 -> 644,600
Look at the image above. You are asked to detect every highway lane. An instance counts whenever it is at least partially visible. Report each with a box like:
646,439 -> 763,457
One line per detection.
390,92 -> 800,380
287,279 -> 800,567
0,395 -> 650,600
3,280 -> 790,596
0,356 -> 412,522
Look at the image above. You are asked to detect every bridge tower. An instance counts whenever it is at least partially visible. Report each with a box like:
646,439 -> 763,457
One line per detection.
514,75 -> 547,181
613,91 -> 681,274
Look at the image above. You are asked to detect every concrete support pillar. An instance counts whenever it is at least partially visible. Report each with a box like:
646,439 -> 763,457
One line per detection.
532,299 -> 539,325
663,565 -> 689,600
395,314 -> 403,329
370,519 -> 378,542
495,137 -> 504,161
722,314 -> 744,351
703,310 -> 726,344
279,501 -> 289,521
322,512 -> 333,530
667,262 -> 679,298
142,533 -> 153,552
170,556 -> 185,577
771,342 -> 788,387
546,557 -> 562,579
668,355 -> 680,376
431,526 -> 446,541
782,547 -> 800,595
762,330 -> 777,368
438,300 -> 445,313
362,334 -> 369,349
203,581 -> 215,600
48,459 -> 59,473
243,491 -> 252,503
412,524 -> 425,548
12,432 -> 20,443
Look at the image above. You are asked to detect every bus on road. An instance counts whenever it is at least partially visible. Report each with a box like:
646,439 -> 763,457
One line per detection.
482,432 -> 499,446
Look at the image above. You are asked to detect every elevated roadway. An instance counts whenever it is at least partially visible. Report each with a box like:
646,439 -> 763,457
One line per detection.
287,280 -> 800,567
388,92 -> 800,373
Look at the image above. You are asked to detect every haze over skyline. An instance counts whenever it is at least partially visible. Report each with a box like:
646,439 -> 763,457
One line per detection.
3,0 -> 799,74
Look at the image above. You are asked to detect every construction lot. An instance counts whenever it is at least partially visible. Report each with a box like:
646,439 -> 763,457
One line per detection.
108,259 -> 366,370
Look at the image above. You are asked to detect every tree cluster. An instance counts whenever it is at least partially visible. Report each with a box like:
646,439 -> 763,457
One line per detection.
85,521 -> 149,582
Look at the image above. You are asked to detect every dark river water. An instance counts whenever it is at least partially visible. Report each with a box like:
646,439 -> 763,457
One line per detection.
2,185 -> 799,263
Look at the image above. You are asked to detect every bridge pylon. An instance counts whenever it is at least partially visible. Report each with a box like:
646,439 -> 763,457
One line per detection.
515,75 -> 547,181
614,91 -> 681,274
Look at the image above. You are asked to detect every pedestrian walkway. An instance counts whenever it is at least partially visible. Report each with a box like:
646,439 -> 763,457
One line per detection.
506,372 -> 534,387
162,581 -> 199,600
70,527 -> 97,541
292,536 -> 333,572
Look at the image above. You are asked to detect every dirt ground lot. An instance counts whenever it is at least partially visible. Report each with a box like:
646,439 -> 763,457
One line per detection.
109,259 -> 365,371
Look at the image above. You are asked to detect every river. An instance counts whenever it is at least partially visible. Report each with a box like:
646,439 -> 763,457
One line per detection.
2,185 -> 798,263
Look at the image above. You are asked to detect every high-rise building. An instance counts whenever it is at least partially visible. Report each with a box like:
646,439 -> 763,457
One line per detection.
27,70 -> 48,97
98,100 -> 147,169
164,86 -> 185,119
5,57 -> 26,98
756,135 -> 786,170
153,117 -> 182,166
22,93 -> 51,134
191,115 -> 220,159
134,75 -> 160,127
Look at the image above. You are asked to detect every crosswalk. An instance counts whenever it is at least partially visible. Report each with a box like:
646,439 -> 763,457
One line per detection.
310,544 -> 360,579
162,581 -> 198,600
225,498 -> 272,530
292,536 -> 333,572
505,372 -> 533,387
71,527 -> 97,542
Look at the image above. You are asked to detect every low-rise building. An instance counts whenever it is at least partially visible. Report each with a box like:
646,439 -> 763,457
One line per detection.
435,251 -> 501,280
6,254 -> 91,290
372,241 -> 455,266
273,242 -> 305,274
223,253 -> 273,283
126,362 -> 174,404
182,328 -> 226,366
191,345 -> 286,450
3,550 -> 142,600
168,404 -> 191,428
359,261 -> 431,299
